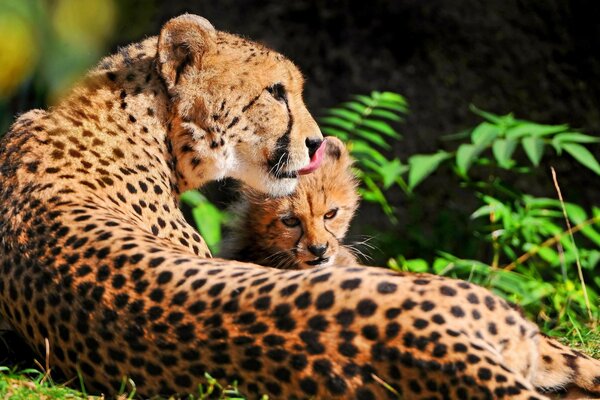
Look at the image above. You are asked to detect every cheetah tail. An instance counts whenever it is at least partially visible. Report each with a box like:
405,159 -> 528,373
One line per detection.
533,333 -> 600,396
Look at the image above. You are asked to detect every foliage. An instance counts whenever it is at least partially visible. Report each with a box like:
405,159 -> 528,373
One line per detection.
384,106 -> 600,329
180,191 -> 229,255
405,105 -> 600,190
0,366 -> 267,399
320,91 -> 408,219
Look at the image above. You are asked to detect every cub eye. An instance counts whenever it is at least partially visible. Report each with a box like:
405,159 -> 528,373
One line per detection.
281,216 -> 300,227
324,208 -> 338,220
267,83 -> 287,102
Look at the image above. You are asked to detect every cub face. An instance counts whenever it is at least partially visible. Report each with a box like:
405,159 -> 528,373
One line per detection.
223,137 -> 360,269
157,14 -> 323,196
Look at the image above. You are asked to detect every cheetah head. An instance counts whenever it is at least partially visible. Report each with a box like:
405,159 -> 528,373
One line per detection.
158,14 -> 324,197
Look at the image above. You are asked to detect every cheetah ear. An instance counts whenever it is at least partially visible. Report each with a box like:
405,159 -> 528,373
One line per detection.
157,14 -> 216,90
324,136 -> 351,165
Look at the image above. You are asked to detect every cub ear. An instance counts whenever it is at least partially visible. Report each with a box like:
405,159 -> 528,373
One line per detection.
157,14 -> 216,90
324,136 -> 351,165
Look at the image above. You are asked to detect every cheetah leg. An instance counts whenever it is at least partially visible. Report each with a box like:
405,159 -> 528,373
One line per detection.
533,334 -> 600,399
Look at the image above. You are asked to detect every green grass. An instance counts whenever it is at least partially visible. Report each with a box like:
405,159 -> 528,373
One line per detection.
0,365 -> 264,400
0,367 -> 95,400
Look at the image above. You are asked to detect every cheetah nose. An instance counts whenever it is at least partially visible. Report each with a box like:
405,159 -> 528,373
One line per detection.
305,137 -> 323,159
308,243 -> 328,257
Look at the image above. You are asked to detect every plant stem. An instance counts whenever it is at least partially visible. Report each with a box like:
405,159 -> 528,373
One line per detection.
502,215 -> 600,271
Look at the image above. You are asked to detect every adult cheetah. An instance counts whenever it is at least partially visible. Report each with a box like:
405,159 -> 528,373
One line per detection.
1,14 -> 599,399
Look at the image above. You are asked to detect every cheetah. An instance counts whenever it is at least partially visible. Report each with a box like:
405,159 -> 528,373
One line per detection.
221,136 -> 360,269
0,13 -> 599,400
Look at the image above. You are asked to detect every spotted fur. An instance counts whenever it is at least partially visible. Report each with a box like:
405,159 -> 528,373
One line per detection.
221,136 -> 360,269
0,14 -> 599,400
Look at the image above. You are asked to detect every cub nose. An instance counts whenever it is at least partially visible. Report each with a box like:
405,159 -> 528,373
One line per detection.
308,243 -> 328,257
305,137 -> 323,159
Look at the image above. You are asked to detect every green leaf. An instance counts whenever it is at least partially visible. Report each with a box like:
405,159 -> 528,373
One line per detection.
491,138 -> 517,168
320,116 -> 354,131
322,127 -> 349,140
551,132 -> 600,153
506,122 -> 568,139
469,105 -> 508,125
348,140 -> 388,164
521,136 -> 545,166
353,94 -> 376,107
180,190 -> 206,207
361,119 -> 400,138
354,128 -> 391,149
564,204 -> 600,246
522,196 -> 562,209
341,101 -> 368,114
553,132 -> 600,145
379,91 -> 407,105
192,202 -> 224,254
562,143 -> 600,175
470,204 -> 495,220
407,151 -> 451,190
377,99 -> 408,112
377,158 -> 408,189
327,108 -> 362,124
564,203 -> 587,224
470,122 -> 499,146
455,144 -> 484,176
403,258 -> 429,273
432,258 -> 453,274
370,108 -> 403,121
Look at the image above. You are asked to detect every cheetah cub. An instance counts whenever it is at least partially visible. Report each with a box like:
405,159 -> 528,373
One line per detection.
221,136 -> 361,269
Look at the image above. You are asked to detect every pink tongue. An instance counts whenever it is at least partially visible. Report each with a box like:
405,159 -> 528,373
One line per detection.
298,140 -> 326,175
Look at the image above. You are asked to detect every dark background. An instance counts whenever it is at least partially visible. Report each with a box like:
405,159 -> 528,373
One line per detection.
4,0 -> 600,262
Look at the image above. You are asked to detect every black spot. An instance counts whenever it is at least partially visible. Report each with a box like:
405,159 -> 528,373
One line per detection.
335,309 -> 355,326
313,358 -> 332,375
315,290 -> 335,310
338,342 -> 358,358
385,308 -> 401,319
300,330 -> 325,354
401,299 -> 417,310
432,343 -> 448,357
377,281 -> 397,294
308,315 -> 329,331
299,377 -> 317,396
362,325 -> 379,341
340,278 -> 361,290
440,285 -> 457,296
484,295 -> 496,311
478,367 -> 492,380
357,299 -> 377,317
156,271 -> 172,284
413,318 -> 429,330
450,305 -> 465,317
294,292 -> 311,309
208,282 -> 225,297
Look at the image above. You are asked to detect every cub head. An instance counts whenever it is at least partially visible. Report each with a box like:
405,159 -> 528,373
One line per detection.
222,137 -> 360,269
157,14 -> 324,196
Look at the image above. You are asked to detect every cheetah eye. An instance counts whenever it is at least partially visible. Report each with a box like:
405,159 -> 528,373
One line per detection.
324,208 -> 338,220
281,216 -> 300,227
267,83 -> 287,102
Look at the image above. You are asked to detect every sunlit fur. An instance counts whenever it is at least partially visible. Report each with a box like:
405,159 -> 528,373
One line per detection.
221,136 -> 360,268
159,15 -> 322,196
